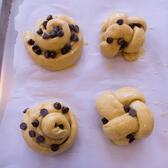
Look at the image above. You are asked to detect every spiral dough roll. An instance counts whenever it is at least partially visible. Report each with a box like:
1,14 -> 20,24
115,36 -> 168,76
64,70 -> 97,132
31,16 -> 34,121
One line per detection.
23,14 -> 83,71
96,87 -> 154,145
20,101 -> 77,154
100,13 -> 147,61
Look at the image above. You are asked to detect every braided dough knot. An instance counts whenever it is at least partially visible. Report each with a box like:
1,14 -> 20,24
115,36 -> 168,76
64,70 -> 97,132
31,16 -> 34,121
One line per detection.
20,101 -> 77,154
24,14 -> 83,71
100,13 -> 147,61
96,87 -> 154,145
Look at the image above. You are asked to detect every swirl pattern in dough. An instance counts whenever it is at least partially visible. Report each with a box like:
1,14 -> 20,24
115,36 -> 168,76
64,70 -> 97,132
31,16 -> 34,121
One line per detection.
100,13 -> 147,61
20,101 -> 77,154
96,87 -> 154,145
23,14 -> 83,71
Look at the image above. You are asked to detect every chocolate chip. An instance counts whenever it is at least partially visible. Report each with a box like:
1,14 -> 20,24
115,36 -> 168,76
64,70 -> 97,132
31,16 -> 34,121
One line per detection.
57,30 -> 64,37
32,45 -> 42,55
59,124 -> 64,129
44,51 -> 50,58
50,144 -> 59,152
70,33 -> 79,42
27,39 -> 35,45
42,21 -> 48,29
106,37 -> 113,44
117,38 -> 128,49
50,51 -> 56,58
61,44 -> 71,55
69,24 -> 75,31
74,25 -> 79,33
40,109 -> 48,117
46,15 -> 53,21
36,135 -> 45,143
34,49 -> 41,55
129,23 -> 142,29
35,48 -> 42,55
50,31 -> 57,38
124,105 -> 130,113
36,28 -> 43,35
54,102 -> 62,110
62,106 -> 69,114
42,33 -> 50,39
61,48 -> 67,55
129,137 -> 135,143
118,38 -> 125,45
120,42 -> 128,49
129,109 -> 137,117
116,19 -> 124,25
101,118 -> 108,124
32,45 -> 39,50
126,134 -> 135,143
44,51 -> 56,58
20,122 -> 27,130
29,130 -> 36,137
54,26 -> 62,32
126,133 -> 134,139
32,119 -> 39,127
23,108 -> 29,114
69,24 -> 79,33
49,26 -> 63,38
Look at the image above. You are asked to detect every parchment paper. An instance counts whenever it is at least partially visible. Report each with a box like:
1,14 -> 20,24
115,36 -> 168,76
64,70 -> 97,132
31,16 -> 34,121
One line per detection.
0,0 -> 168,167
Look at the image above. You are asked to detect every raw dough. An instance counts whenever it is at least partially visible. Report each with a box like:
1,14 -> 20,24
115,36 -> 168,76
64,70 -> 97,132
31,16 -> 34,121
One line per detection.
20,101 -> 78,154
96,87 -> 154,145
23,15 -> 83,71
100,13 -> 147,61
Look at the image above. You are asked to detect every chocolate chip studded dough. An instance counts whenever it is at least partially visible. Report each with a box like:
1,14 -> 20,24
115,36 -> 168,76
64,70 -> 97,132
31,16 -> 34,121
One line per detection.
20,101 -> 77,154
100,13 -> 147,61
96,87 -> 154,145
23,14 -> 83,71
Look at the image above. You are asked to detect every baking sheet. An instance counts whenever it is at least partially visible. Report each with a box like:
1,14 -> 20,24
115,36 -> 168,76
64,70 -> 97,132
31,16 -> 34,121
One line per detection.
0,0 -> 16,123
1,0 -> 168,167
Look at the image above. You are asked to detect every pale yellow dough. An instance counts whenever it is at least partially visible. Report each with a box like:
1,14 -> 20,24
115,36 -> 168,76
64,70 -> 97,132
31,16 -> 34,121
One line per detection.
23,15 -> 83,71
100,13 -> 147,61
96,87 -> 154,145
20,101 -> 78,154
